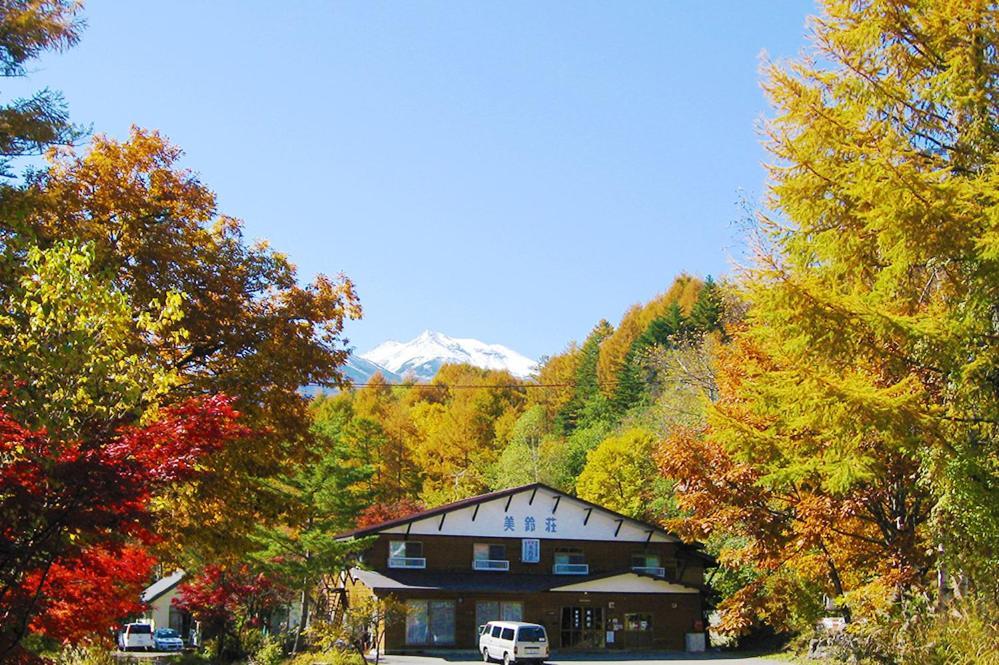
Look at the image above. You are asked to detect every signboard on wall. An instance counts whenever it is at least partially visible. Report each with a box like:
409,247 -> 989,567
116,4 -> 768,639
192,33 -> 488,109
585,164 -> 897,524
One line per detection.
521,538 -> 540,563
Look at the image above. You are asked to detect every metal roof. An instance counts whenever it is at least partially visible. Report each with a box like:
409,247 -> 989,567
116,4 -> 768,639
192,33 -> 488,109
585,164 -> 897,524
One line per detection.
141,570 -> 185,604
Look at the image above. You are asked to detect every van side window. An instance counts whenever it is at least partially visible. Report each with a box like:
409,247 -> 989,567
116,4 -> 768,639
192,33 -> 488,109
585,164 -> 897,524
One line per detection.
491,625 -> 502,638
501,627 -> 515,640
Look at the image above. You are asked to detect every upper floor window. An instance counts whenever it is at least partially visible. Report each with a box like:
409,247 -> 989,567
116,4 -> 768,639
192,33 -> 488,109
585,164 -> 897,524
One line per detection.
553,547 -> 588,575
631,553 -> 665,577
473,543 -> 509,571
389,541 -> 425,569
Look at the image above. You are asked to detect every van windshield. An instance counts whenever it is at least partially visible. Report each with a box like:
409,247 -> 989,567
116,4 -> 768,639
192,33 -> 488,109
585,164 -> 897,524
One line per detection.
517,626 -> 546,642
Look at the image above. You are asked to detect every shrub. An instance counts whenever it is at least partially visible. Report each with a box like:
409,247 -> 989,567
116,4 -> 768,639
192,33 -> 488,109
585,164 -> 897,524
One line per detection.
251,635 -> 284,665
285,652 -> 364,665
53,646 -> 114,665
814,595 -> 999,665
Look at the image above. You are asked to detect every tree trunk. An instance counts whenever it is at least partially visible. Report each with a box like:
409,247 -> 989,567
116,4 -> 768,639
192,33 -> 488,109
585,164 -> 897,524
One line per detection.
292,582 -> 310,654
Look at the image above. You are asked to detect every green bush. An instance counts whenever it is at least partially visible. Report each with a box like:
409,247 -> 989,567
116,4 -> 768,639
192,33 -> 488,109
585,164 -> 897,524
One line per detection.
168,654 -> 211,665
284,651 -> 364,665
252,636 -> 284,665
817,596 -> 999,665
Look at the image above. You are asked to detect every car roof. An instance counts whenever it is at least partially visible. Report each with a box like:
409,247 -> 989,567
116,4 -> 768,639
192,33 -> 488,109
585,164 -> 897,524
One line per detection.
486,621 -> 545,628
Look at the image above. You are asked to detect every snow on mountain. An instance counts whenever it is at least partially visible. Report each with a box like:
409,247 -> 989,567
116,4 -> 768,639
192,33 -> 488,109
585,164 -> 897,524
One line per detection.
342,355 -> 402,384
360,330 -> 538,381
299,355 -> 400,397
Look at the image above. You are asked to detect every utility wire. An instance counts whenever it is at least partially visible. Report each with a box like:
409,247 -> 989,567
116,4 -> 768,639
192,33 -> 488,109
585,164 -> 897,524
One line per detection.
338,382 -> 621,389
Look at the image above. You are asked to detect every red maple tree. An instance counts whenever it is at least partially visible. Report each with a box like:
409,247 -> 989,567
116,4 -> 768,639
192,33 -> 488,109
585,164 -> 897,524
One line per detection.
355,498 -> 425,529
174,563 -> 290,658
0,394 -> 247,660
24,544 -> 157,644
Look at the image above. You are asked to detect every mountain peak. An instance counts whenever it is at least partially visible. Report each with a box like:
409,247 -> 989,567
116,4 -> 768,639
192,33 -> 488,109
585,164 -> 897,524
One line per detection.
360,331 -> 537,381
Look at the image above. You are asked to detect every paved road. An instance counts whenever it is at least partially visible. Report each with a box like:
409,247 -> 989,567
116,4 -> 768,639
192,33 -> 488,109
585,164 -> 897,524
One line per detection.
380,653 -> 786,665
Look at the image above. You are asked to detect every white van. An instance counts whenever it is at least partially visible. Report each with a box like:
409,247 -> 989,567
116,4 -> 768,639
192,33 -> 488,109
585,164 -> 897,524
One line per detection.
479,620 -> 549,664
117,622 -> 154,651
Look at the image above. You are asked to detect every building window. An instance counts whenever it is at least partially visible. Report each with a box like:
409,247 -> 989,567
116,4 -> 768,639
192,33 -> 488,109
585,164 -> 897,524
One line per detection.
405,600 -> 427,644
625,613 -> 652,632
475,600 -> 523,628
631,553 -> 665,577
553,547 -> 588,574
389,541 -> 425,569
473,543 -> 509,570
405,599 -> 455,645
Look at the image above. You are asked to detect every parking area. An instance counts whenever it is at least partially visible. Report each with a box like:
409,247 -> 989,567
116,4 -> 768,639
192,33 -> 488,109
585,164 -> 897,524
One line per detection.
110,652 -> 186,663
380,653 -> 786,665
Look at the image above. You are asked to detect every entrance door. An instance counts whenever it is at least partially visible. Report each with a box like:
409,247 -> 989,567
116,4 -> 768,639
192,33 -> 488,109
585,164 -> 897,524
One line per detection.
560,606 -> 604,649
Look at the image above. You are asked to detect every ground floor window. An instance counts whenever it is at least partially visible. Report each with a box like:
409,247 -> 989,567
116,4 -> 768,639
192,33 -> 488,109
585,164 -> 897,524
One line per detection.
405,599 -> 455,645
474,600 -> 523,638
621,611 -> 654,648
624,613 -> 652,632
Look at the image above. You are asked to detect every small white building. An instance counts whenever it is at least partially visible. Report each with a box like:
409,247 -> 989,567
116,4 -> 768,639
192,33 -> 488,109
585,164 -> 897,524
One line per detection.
139,570 -> 303,643
141,571 -> 195,641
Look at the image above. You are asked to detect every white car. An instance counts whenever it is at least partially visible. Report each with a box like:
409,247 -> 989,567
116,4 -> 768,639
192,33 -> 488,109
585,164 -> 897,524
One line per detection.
117,622 -> 154,651
479,620 -> 549,665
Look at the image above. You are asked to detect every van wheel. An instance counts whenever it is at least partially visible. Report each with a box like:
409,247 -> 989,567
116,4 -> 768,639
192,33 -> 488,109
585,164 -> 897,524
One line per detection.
503,653 -> 512,665
482,648 -> 490,662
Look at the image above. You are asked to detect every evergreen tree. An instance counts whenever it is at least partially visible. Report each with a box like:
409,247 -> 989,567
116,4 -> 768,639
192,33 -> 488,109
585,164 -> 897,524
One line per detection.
0,0 -> 85,176
610,340 -> 649,417
251,432 -> 373,653
689,276 -> 724,335
556,320 -> 613,434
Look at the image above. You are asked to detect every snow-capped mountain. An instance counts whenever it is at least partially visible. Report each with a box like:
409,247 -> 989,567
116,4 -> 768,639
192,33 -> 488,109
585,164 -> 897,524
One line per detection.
342,355 -> 402,384
360,330 -> 538,382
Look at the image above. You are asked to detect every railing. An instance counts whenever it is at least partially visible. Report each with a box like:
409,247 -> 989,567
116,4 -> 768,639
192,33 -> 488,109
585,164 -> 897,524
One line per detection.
631,566 -> 666,577
472,559 -> 510,571
388,556 -> 426,569
552,562 -> 589,575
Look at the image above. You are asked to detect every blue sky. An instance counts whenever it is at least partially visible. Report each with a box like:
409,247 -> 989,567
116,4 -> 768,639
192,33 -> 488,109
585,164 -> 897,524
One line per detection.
25,1 -> 815,360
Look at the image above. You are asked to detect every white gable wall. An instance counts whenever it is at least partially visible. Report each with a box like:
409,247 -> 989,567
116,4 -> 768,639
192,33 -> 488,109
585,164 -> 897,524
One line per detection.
143,585 -> 182,630
549,572 -> 700,594
378,486 -> 677,543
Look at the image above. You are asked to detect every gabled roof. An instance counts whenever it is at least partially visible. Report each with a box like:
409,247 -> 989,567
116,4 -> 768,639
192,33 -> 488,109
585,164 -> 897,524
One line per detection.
335,482 -> 690,545
548,571 -> 700,594
142,570 -> 185,605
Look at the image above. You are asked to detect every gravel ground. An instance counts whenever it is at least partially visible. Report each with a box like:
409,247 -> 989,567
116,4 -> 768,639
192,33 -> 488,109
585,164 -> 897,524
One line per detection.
379,652 -> 787,665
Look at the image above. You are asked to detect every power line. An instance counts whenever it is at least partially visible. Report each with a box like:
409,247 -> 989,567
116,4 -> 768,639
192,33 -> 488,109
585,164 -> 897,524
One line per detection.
339,382 -> 621,389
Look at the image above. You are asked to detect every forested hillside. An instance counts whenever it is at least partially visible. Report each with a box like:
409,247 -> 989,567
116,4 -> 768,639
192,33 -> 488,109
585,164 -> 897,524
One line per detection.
309,273 -> 725,515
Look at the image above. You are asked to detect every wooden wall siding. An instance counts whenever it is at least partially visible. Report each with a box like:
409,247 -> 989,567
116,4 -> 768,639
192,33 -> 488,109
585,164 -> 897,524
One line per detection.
364,534 -> 695,579
376,588 -> 702,652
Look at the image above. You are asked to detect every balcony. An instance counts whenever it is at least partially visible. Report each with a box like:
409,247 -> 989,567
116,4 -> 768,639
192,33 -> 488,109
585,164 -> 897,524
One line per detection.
388,556 -> 426,569
631,566 -> 666,577
552,563 -> 589,575
472,559 -> 510,571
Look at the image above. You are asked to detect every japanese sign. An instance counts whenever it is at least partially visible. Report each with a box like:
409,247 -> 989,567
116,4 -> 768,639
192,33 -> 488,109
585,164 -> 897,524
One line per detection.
521,538 -> 540,563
